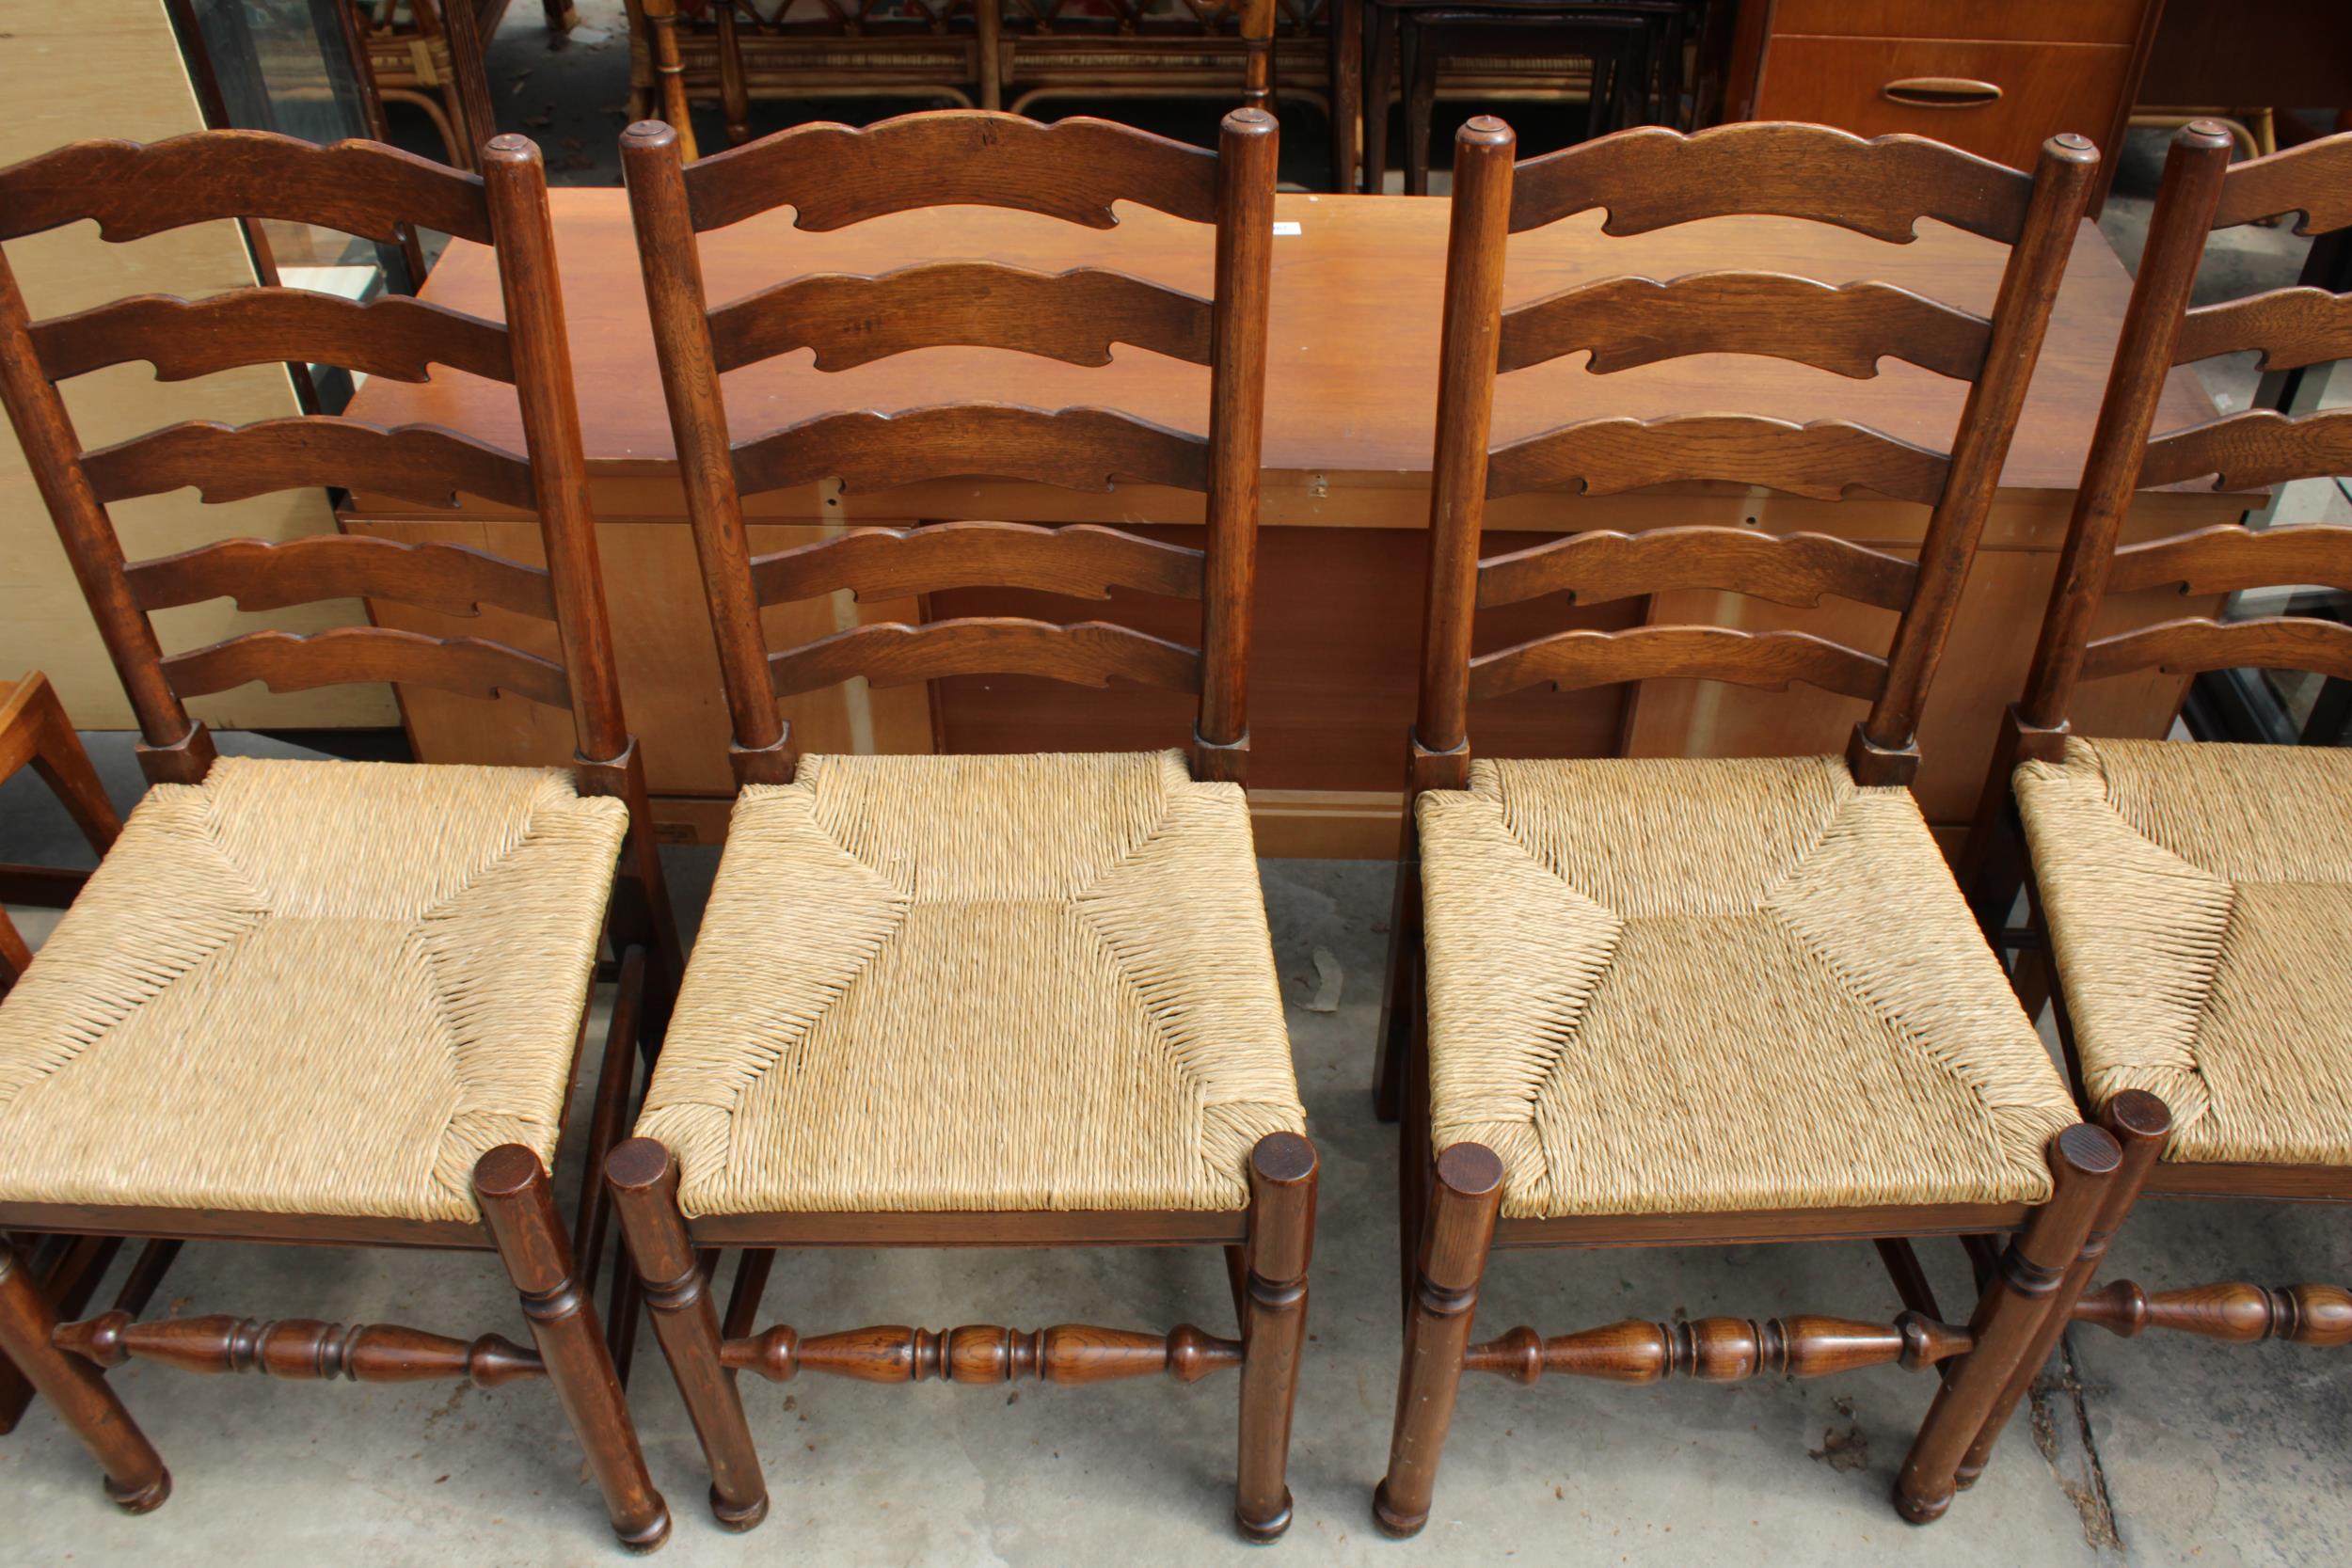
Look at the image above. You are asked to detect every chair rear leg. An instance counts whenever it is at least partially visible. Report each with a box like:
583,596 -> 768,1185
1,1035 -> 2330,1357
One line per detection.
1235,1132 -> 1318,1543
474,1145 -> 671,1552
1895,1124 -> 2122,1523
607,1138 -> 770,1531
0,1238 -> 168,1513
1375,1142 -> 1502,1539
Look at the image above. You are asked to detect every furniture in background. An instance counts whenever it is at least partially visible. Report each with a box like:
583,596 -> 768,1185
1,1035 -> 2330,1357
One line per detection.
1371,116 -> 2116,1533
0,129 -> 676,1547
1962,126 -> 2352,1452
1723,0 -> 2165,208
349,0 -> 506,168
603,105 -> 1314,1541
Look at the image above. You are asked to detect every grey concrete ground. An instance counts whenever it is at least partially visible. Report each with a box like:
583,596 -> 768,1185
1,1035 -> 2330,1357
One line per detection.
4,735 -> 2349,1567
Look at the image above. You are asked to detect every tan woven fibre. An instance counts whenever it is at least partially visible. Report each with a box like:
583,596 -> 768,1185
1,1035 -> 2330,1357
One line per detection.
1419,756 -> 2075,1219
0,758 -> 625,1222
2018,736 -> 2352,1165
636,751 -> 1304,1216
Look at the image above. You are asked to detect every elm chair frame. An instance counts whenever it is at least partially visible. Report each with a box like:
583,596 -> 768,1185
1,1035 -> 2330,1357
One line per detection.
1959,121 -> 2352,1442
0,129 -> 678,1548
611,107 -> 1314,1541
1370,119 -> 2119,1536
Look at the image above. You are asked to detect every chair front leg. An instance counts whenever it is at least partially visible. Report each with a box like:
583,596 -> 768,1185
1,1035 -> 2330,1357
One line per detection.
474,1145 -> 671,1552
1375,1141 -> 1502,1539
606,1137 -> 771,1531
0,1237 -> 168,1513
1894,1123 -> 2122,1523
1235,1131 -> 1318,1543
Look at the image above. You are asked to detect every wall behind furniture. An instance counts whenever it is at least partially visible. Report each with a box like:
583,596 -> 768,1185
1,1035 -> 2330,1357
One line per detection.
0,0 -> 392,729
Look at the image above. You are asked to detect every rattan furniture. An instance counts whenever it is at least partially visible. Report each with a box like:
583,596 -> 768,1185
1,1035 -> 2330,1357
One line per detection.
0,129 -> 678,1547
605,106 -> 1315,1541
1370,118 -> 2122,1534
1961,121 -> 2352,1431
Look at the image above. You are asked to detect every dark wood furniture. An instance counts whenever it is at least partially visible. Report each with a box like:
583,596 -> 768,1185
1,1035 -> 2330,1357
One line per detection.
1958,124 -> 2352,1473
0,129 -> 676,1546
336,186 -> 2240,858
1371,119 -> 2123,1533
606,106 -> 1316,1541
1724,0 -> 2165,207
351,0 -> 509,170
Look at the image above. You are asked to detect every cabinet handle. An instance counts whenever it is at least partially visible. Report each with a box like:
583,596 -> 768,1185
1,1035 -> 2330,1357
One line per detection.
1882,77 -> 2003,108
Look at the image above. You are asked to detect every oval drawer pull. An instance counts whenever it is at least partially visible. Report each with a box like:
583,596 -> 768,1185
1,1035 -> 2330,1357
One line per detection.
1882,77 -> 2004,109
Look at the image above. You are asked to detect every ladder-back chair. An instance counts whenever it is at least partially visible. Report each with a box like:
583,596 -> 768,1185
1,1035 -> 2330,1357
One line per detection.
607,107 -> 1314,1540
1373,119 -> 2116,1535
1963,121 -> 2352,1449
0,130 -> 675,1548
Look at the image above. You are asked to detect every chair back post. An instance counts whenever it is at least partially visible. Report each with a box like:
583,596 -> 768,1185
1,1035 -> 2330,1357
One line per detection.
0,248 -> 203,769
1410,115 -> 1514,795
1195,105 -> 1278,784
1859,132 -> 2099,784
621,119 -> 791,786
479,135 -> 629,768
2016,121 -> 2235,737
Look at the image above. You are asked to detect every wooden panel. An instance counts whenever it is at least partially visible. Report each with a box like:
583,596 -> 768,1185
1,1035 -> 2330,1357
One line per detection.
348,519 -> 932,797
1768,0 -> 2148,45
1754,38 -> 2134,174
0,1 -> 390,731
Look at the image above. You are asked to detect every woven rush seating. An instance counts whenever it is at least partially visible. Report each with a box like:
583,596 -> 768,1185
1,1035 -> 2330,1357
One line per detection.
637,750 -> 1305,1215
2018,737 -> 2352,1168
1417,755 -> 2078,1219
0,758 -> 625,1223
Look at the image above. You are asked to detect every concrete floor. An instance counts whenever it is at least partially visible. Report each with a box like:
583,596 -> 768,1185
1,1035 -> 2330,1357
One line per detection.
5,732 -> 2350,1567
5,8 -> 2349,1563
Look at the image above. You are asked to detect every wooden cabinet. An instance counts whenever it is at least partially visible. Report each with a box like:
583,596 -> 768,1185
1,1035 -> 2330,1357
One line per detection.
1733,0 -> 2164,203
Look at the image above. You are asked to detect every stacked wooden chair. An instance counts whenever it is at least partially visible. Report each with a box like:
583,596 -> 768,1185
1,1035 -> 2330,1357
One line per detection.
605,107 -> 1314,1540
1371,118 -> 2119,1534
1963,121 -> 2352,1410
0,129 -> 677,1548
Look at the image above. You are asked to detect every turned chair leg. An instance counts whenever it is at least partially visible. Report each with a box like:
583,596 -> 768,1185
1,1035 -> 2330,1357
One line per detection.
0,1238 -> 168,1513
1235,1132 -> 1318,1543
474,1145 -> 671,1553
1375,1142 -> 1502,1539
1954,1091 -> 2172,1489
606,1137 -> 771,1531
1894,1124 -> 2122,1524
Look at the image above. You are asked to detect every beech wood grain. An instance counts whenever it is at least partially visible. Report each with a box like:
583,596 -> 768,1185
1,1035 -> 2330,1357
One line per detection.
751,520 -> 1203,605
1485,415 -> 1952,504
2208,135 -> 2352,234
1477,526 -> 1918,611
1499,273 -> 1993,381
708,262 -> 1214,372
78,417 -> 537,512
729,404 -> 1210,499
162,625 -> 573,708
2081,615 -> 2352,684
127,533 -> 558,619
2107,522 -> 2352,597
2174,288 -> 2352,373
766,616 -> 1200,697
2137,407 -> 2352,492
1507,124 -> 2037,243
680,111 -> 1219,235
0,131 -> 492,245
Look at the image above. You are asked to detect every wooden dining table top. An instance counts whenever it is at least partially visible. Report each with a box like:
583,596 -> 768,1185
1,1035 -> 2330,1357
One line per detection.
349,187 -> 2220,507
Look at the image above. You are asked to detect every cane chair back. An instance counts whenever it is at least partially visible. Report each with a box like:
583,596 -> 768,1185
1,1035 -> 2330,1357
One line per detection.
2017,124 -> 2352,737
0,130 -> 637,799
621,106 -> 1277,786
1414,119 -> 2100,791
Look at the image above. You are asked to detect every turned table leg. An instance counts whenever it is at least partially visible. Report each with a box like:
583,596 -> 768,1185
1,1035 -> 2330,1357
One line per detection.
1234,1132 -> 1317,1543
0,1238 -> 167,1512
1375,1142 -> 1502,1539
475,1145 -> 670,1552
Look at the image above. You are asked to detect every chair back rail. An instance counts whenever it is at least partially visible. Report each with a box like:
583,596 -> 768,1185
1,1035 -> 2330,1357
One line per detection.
0,130 -> 630,783
677,112 -> 1219,234
2019,124 -> 2352,734
707,263 -> 1215,372
27,292 -> 514,386
1413,117 -> 2096,791
1497,274 -> 1993,381
1505,123 -> 2038,244
624,107 -> 1275,786
752,522 -> 1205,606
